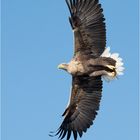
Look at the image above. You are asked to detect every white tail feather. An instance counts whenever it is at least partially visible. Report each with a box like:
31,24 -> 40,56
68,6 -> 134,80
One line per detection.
101,47 -> 124,81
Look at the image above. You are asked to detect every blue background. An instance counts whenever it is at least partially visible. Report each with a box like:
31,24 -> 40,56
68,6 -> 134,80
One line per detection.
1,0 -> 139,140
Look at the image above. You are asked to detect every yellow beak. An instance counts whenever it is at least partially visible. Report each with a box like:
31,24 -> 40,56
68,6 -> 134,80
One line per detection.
57,63 -> 68,71
58,64 -> 64,69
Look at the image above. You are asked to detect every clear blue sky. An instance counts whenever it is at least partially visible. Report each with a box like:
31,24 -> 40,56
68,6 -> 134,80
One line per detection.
1,0 -> 139,140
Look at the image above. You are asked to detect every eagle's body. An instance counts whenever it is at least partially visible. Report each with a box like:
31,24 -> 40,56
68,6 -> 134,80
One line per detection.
59,56 -> 116,76
51,0 -> 124,140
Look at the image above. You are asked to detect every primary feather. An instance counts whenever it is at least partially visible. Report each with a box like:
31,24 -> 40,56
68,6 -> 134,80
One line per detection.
67,0 -> 106,57
57,76 -> 102,140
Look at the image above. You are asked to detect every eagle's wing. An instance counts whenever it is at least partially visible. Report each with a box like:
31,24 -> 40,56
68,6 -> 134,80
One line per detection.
56,75 -> 102,140
66,0 -> 106,58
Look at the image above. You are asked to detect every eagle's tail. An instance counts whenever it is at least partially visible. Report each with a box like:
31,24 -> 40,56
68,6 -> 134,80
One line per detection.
101,47 -> 124,81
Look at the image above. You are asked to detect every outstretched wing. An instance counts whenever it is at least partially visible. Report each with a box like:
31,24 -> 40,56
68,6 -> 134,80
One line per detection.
56,75 -> 102,140
66,0 -> 106,58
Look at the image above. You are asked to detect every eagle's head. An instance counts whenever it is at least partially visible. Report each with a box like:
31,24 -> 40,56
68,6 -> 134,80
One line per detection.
58,60 -> 82,75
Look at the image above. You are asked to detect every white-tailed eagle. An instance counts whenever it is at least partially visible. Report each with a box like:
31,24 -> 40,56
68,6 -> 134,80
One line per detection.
50,0 -> 124,139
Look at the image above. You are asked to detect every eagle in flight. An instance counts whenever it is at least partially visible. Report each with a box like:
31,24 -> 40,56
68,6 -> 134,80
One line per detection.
51,0 -> 124,139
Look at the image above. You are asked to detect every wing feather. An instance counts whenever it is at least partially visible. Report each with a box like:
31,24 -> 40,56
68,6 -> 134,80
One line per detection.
56,76 -> 102,140
66,0 -> 106,57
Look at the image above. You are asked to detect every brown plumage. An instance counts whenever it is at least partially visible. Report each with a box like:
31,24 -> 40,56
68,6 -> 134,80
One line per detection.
69,0 -> 106,57
50,0 -> 124,140
56,76 -> 102,140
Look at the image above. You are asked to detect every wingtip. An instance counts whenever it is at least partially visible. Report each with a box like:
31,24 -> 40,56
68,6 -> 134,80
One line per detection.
48,130 -> 56,137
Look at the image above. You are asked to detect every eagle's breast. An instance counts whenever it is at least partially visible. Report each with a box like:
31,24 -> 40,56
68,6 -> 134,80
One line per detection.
67,59 -> 85,75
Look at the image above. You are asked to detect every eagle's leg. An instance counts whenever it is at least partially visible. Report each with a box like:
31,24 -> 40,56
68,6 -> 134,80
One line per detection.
89,70 -> 109,77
